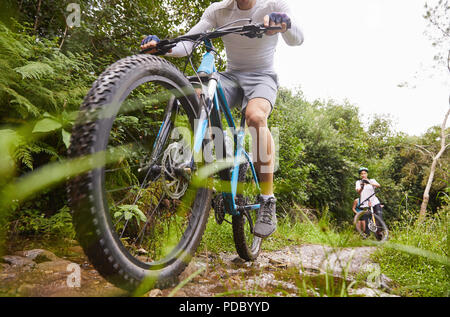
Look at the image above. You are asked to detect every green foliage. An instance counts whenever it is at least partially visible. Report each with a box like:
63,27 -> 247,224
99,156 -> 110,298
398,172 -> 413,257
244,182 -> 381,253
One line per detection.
200,214 -> 235,253
0,20 -> 95,173
113,204 -> 147,225
372,207 -> 449,296
270,88 -> 448,223
11,206 -> 75,239
271,89 -> 368,220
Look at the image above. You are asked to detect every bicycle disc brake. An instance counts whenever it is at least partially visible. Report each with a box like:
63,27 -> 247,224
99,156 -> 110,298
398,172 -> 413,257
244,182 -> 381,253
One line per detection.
161,142 -> 190,199
368,219 -> 377,232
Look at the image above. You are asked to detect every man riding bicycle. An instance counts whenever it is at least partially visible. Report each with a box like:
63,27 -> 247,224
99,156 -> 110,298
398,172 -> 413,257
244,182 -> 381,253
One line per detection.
140,0 -> 304,238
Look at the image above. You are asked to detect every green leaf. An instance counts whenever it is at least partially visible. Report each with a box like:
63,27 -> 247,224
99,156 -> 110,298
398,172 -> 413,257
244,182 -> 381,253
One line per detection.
32,118 -> 62,133
113,211 -> 122,218
134,208 -> 147,223
124,211 -> 133,221
62,129 -> 71,148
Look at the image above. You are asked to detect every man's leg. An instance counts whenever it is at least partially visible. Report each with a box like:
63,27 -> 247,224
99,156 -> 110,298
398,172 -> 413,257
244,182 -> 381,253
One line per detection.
245,98 -> 274,194
245,98 -> 276,238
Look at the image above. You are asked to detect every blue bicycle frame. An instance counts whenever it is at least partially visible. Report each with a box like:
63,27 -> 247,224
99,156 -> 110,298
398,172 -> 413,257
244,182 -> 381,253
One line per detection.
190,39 -> 261,216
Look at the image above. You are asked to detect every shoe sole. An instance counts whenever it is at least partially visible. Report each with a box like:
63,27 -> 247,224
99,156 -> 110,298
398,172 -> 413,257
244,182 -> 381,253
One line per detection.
253,228 -> 276,239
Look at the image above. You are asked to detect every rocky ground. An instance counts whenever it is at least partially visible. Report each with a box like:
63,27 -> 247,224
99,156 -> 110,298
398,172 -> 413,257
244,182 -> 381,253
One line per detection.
0,244 -> 398,297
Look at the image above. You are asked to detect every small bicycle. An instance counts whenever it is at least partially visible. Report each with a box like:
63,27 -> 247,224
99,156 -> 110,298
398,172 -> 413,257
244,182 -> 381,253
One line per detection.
67,20 -> 281,293
353,194 -> 389,241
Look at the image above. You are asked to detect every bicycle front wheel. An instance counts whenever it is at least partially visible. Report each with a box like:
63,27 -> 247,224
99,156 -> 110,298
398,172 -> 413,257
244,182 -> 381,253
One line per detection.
354,211 -> 389,241
67,55 -> 212,294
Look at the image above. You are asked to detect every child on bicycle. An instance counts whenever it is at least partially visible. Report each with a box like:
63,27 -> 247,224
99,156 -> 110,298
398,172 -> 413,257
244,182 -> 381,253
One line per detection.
352,197 -> 367,234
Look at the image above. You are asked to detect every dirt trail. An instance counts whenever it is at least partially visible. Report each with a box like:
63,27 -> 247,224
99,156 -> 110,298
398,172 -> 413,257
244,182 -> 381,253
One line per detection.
0,244 -> 397,297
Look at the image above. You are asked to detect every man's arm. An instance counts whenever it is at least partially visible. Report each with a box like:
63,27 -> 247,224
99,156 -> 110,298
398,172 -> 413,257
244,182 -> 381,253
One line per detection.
369,179 -> 381,189
165,13 -> 214,57
356,180 -> 364,195
271,0 -> 304,46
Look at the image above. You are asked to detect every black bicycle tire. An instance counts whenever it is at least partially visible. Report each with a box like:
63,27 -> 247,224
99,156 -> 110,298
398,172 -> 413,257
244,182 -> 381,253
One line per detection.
67,54 -> 212,293
232,163 -> 262,261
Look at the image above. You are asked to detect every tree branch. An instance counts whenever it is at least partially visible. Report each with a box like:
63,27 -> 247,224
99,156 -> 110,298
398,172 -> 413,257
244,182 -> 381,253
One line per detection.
419,107 -> 450,220
33,0 -> 42,32
414,144 -> 434,159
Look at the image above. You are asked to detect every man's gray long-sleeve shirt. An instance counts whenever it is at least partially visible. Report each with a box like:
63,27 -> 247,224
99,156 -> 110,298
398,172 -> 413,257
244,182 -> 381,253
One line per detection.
166,0 -> 304,72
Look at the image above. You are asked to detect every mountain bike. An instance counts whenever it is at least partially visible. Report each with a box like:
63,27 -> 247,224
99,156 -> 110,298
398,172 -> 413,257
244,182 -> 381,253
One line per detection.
67,20 -> 281,293
353,192 -> 389,241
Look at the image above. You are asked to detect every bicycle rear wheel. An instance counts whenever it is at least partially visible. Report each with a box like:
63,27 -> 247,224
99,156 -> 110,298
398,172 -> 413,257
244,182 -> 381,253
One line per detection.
232,160 -> 262,261
67,55 -> 212,294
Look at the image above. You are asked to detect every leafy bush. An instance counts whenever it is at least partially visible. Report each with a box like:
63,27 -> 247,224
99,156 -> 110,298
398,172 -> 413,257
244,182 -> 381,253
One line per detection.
10,206 -> 75,239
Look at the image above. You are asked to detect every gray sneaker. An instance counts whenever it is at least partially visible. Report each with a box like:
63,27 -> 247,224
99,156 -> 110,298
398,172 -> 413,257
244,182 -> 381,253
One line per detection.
254,196 -> 277,238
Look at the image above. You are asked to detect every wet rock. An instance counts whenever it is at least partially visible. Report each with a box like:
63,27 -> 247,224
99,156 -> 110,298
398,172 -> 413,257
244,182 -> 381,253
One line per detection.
36,259 -> 72,273
17,249 -> 59,263
0,273 -> 16,280
148,289 -> 163,297
1,255 -> 35,268
179,260 -> 207,281
246,272 -> 275,289
290,245 -> 378,277
67,245 -> 84,255
348,287 -> 397,297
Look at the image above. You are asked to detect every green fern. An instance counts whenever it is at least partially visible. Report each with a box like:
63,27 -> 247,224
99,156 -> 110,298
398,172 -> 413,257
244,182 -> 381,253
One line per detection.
14,62 -> 55,80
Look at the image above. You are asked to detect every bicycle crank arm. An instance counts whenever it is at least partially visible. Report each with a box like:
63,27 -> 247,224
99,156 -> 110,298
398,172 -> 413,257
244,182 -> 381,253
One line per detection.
236,204 -> 261,212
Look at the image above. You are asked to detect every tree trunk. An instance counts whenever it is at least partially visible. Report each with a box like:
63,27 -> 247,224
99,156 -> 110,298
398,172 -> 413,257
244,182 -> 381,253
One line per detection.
419,107 -> 450,220
59,25 -> 68,50
33,0 -> 42,32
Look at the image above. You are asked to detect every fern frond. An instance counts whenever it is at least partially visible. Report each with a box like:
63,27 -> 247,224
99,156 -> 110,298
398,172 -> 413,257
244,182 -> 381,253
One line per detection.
0,84 -> 40,118
14,62 -> 55,80
13,146 -> 34,170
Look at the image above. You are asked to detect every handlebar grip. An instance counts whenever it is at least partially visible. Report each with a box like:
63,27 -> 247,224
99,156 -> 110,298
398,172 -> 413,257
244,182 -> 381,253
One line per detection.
265,26 -> 283,31
140,42 -> 175,55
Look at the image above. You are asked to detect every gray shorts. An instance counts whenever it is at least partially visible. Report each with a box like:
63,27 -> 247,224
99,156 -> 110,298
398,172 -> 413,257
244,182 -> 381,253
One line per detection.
218,70 -> 279,114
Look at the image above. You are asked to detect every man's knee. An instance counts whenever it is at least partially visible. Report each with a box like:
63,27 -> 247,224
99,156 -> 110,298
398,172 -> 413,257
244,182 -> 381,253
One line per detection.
245,98 -> 271,128
246,111 -> 267,128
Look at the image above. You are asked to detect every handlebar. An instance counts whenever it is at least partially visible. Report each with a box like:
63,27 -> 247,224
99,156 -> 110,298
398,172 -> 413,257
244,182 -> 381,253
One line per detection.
140,22 -> 284,55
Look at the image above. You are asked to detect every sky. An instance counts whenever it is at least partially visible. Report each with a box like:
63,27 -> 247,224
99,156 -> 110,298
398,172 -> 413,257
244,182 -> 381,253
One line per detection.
274,0 -> 449,136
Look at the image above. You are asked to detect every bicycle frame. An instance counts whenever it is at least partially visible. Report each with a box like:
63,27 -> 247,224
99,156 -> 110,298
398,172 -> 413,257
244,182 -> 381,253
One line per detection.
153,39 -> 261,216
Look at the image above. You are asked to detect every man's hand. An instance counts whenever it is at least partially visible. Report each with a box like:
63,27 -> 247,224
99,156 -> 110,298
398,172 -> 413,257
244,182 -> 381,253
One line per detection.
264,12 -> 291,36
140,35 -> 170,54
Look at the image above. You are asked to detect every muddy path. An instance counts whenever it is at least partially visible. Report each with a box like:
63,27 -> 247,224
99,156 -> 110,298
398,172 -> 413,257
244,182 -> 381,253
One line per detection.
0,243 -> 397,297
